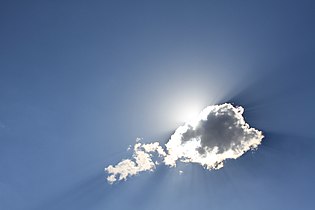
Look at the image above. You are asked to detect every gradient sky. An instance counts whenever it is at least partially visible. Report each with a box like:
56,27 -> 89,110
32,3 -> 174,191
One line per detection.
0,0 -> 314,210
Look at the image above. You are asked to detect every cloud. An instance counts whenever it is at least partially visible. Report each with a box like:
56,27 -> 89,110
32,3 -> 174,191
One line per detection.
105,103 -> 264,184
163,103 -> 264,170
105,142 -> 165,184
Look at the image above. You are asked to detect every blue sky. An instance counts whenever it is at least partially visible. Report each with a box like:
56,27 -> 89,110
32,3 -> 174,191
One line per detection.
0,0 -> 314,209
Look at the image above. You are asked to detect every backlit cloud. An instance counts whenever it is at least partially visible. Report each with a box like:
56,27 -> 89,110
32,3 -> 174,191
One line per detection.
105,103 -> 264,184
105,141 -> 165,184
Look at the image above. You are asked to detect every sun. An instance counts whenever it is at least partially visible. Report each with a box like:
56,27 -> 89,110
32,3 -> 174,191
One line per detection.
175,103 -> 202,124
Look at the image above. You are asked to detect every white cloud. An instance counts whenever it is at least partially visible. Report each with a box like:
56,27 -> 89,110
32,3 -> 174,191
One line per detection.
105,142 -> 165,184
105,103 -> 264,184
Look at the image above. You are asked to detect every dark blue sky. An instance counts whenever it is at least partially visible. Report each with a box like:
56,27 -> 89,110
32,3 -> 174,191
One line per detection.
0,0 -> 314,210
